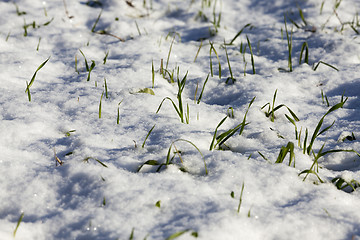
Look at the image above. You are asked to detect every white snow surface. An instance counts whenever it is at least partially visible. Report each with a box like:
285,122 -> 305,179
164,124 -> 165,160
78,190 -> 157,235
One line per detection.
1,0 -> 360,239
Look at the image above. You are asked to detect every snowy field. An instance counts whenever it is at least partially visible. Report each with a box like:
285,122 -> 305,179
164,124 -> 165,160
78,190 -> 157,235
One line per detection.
1,0 -> 360,239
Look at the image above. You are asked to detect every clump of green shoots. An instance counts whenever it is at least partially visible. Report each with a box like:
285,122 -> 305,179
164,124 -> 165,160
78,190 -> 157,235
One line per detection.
332,177 -> 360,192
25,57 -> 50,101
210,97 -> 255,150
156,69 -> 190,124
275,142 -> 295,167
137,139 -> 207,175
261,89 -> 299,122
298,97 -> 360,182
79,49 -> 96,81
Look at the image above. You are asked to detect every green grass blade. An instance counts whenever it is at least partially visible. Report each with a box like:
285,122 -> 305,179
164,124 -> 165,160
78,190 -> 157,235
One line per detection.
237,182 -> 245,213
166,230 -> 190,240
313,61 -> 339,71
174,139 -> 207,175
209,41 -> 221,79
194,40 -> 203,62
79,49 -> 89,71
228,23 -> 252,45
210,116 -> 228,150
156,97 -> 182,123
246,35 -> 255,74
197,73 -> 210,104
104,78 -> 108,98
239,97 -> 255,135
299,42 -> 309,65
103,50 -> 109,64
166,35 -> 176,71
91,10 -> 102,32
87,60 -> 95,81
142,125 -> 155,148
99,92 -> 103,118
152,60 -> 155,88
25,57 -> 50,93
137,160 -> 160,172
306,101 -> 345,154
13,212 -> 24,237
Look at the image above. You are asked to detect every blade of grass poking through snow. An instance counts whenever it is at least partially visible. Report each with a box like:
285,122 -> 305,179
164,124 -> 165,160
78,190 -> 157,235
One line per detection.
194,40 -> 203,62
104,78 -> 108,98
197,73 -> 210,104
237,182 -> 245,213
151,59 -> 154,88
313,61 -> 339,71
210,99 -> 253,151
261,89 -> 299,122
239,97 -> 255,135
103,50 -> 109,64
228,23 -> 252,45
99,91 -> 104,118
284,15 -> 293,72
306,99 -> 347,155
298,7 -> 308,26
36,37 -> 41,51
13,212 -> 24,237
275,142 -> 295,167
87,60 -> 95,81
25,57 -> 50,101
142,125 -> 155,148
137,160 -> 160,172
246,35 -> 255,74
165,35 -> 176,72
209,41 -> 221,79
129,228 -> 135,240
210,116 -> 228,150
156,71 -> 189,123
224,40 -> 235,84
166,229 -> 190,240
299,42 -> 309,65
83,157 -> 108,168
79,49 -> 89,71
91,9 -> 102,32
164,139 -> 207,175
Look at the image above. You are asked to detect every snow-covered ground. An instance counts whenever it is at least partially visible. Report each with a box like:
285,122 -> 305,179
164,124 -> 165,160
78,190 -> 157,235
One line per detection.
1,0 -> 360,239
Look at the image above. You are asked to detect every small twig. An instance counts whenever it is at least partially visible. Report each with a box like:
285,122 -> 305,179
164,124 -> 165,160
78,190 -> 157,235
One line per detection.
95,31 -> 125,42
54,148 -> 63,166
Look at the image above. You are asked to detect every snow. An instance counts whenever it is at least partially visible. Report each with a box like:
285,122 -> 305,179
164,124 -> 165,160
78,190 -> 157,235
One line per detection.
1,0 -> 360,239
